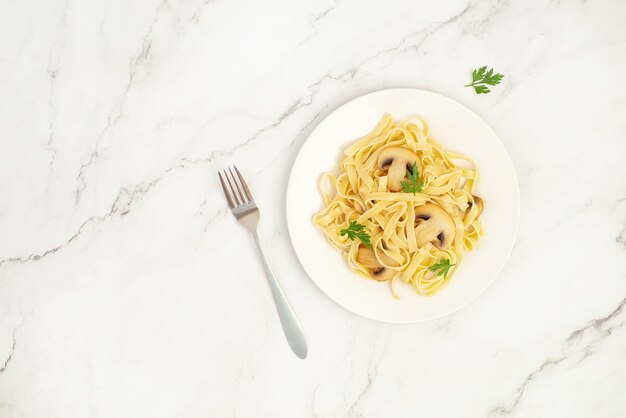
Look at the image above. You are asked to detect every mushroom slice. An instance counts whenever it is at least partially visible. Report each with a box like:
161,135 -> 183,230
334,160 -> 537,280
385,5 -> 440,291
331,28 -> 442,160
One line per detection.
356,246 -> 397,282
371,267 -> 396,282
413,203 -> 456,249
356,246 -> 381,268
377,147 -> 422,192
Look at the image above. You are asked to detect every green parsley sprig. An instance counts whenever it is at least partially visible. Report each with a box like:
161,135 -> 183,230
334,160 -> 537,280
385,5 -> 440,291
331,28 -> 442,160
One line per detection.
340,221 -> 372,248
401,162 -> 424,195
427,258 -> 455,278
465,66 -> 504,94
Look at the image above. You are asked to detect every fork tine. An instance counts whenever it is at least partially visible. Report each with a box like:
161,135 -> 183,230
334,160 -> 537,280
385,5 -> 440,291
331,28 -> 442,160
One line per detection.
233,165 -> 254,202
224,169 -> 243,206
229,167 -> 248,204
218,172 -> 236,209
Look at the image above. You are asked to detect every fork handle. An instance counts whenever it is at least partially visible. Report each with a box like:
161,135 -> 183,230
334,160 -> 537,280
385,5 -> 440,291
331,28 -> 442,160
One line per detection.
252,232 -> 308,359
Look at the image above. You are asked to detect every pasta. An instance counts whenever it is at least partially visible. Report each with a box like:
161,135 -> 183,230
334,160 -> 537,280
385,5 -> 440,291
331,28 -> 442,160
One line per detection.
313,114 -> 484,297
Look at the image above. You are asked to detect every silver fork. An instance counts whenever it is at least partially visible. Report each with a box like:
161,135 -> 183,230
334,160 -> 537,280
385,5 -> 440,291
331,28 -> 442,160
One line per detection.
218,166 -> 307,359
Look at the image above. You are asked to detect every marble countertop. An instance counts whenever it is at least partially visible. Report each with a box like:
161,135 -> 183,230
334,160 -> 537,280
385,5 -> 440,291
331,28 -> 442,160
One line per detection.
1,0 -> 625,417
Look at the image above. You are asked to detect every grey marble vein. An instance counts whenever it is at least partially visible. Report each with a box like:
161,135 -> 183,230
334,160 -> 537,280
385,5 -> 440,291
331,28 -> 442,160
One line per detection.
202,208 -> 227,231
347,365 -> 377,417
311,2 -> 337,25
434,318 -> 452,334
0,330 -> 16,374
352,0 -> 514,73
193,198 -> 208,216
488,357 -> 566,417
74,0 -> 169,203
221,92 -> 320,159
171,85 -> 323,170
345,330 -> 391,417
292,2 -> 338,50
359,0 -> 473,65
566,298 -> 626,344
617,226 -> 626,248
0,218 -> 92,267
45,0 -> 68,171
488,297 -> 626,416
300,1 -> 474,89
231,315 -> 273,418
189,0 -> 218,24
0,177 -> 163,267
310,383 -> 322,418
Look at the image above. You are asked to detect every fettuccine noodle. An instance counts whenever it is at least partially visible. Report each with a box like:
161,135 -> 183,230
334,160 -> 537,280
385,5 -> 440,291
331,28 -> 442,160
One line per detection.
313,114 -> 484,297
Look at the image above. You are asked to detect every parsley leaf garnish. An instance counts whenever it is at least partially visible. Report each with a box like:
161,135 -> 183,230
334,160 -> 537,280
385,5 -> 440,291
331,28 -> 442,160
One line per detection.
400,162 -> 424,195
427,258 -> 455,278
465,66 -> 504,94
340,221 -> 372,248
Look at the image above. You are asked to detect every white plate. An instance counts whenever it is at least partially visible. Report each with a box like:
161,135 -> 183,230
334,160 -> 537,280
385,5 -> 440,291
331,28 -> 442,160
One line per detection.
286,89 -> 519,323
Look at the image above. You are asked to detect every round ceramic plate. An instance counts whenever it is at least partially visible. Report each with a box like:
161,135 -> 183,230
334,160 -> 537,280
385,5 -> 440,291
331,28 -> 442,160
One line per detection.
286,89 -> 519,323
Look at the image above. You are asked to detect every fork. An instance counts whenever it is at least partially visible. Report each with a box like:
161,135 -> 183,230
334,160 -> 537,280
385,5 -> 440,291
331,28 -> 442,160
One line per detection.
218,166 -> 307,359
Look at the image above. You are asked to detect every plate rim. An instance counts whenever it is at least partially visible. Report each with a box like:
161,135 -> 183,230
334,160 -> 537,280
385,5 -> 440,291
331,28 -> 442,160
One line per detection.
286,88 -> 520,323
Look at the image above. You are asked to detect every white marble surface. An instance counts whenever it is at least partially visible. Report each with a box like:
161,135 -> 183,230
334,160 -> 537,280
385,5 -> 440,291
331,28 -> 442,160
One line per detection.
0,0 -> 625,417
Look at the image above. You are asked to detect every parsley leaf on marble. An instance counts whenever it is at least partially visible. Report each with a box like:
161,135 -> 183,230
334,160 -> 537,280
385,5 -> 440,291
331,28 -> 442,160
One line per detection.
465,66 -> 504,94
340,221 -> 372,248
